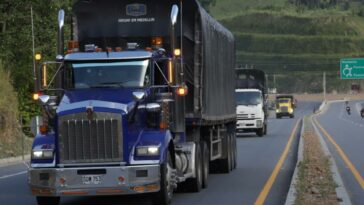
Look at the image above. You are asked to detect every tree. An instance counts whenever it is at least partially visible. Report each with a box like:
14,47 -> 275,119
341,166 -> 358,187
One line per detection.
0,0 -> 71,125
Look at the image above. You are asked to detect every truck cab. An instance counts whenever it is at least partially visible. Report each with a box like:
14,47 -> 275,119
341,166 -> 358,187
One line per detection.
235,69 -> 267,137
275,95 -> 295,118
235,88 -> 266,136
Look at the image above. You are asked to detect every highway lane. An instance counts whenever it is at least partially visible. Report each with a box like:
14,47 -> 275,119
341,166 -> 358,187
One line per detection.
0,102 -> 319,205
316,101 -> 364,205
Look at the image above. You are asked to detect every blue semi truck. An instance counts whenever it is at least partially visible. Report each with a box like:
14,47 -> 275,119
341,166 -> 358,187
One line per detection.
28,0 -> 236,204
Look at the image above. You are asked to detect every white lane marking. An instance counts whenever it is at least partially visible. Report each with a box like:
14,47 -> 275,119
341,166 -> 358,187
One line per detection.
0,171 -> 27,180
23,161 -> 30,169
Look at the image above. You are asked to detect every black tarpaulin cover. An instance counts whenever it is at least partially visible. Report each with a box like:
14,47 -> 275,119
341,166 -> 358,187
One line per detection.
72,0 -> 236,123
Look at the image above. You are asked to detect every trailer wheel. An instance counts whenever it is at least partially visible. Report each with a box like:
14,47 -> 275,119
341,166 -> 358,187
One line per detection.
36,197 -> 60,205
232,133 -> 237,169
219,134 -> 231,173
201,141 -> 209,189
153,150 -> 175,205
185,143 -> 203,192
229,134 -> 235,171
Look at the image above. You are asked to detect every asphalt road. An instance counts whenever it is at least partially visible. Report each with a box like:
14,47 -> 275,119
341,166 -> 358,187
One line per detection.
0,102 -> 319,205
316,101 -> 364,205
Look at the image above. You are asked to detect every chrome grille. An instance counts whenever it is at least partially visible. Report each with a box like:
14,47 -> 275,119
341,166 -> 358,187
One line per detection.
281,106 -> 289,112
237,114 -> 249,120
58,112 -> 122,164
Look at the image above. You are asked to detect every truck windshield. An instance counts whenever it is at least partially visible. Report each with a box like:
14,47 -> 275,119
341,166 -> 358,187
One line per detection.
278,99 -> 290,103
70,60 -> 150,89
236,91 -> 262,105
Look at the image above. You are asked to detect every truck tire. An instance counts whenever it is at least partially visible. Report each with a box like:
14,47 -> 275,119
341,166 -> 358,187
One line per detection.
257,127 -> 264,137
290,114 -> 294,118
263,123 -> 267,135
185,143 -> 203,192
36,197 -> 60,205
230,133 -> 236,170
276,114 -> 281,119
201,141 -> 209,189
219,134 -> 231,173
232,133 -> 237,169
153,150 -> 175,205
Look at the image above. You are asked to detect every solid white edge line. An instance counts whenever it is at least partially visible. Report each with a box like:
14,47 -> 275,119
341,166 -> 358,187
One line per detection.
0,171 -> 27,180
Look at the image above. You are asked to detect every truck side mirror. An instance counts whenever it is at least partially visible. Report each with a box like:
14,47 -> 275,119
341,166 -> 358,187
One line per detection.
39,95 -> 50,105
133,92 -> 145,102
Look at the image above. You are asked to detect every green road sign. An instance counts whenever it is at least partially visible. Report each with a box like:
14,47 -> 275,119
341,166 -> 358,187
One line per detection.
340,58 -> 364,79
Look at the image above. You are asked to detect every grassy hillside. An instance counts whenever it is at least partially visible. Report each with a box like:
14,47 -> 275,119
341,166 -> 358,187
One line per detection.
0,61 -> 31,158
210,1 -> 362,85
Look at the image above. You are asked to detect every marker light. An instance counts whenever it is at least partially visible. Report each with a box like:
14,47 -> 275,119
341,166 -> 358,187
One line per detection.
67,40 -> 79,52
42,64 -> 47,87
33,93 -> 40,101
151,37 -> 163,46
176,85 -> 188,96
174,48 -> 181,56
35,54 -> 42,61
39,124 -> 48,135
168,60 -> 173,83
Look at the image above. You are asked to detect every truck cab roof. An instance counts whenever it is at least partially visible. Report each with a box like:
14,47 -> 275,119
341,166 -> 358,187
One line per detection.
64,51 -> 152,61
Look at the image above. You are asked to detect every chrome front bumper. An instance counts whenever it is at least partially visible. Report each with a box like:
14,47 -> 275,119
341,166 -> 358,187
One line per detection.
28,165 -> 160,196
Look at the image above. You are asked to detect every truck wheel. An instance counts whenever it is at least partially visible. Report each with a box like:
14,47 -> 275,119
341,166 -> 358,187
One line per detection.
290,114 -> 294,118
219,134 -> 231,173
257,128 -> 264,137
36,197 -> 60,205
185,143 -> 203,192
230,133 -> 236,170
232,133 -> 237,169
263,123 -> 267,135
276,115 -> 281,119
153,150 -> 175,205
201,141 -> 209,189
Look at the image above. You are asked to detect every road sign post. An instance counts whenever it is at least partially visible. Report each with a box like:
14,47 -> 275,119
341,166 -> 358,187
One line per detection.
340,58 -> 364,79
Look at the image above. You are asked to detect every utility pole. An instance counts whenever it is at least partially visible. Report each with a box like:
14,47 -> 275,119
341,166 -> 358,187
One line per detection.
323,72 -> 326,101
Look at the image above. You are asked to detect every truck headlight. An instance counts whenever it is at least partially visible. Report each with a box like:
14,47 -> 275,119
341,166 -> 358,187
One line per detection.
256,120 -> 262,127
136,146 -> 160,156
276,109 -> 280,112
32,149 -> 54,160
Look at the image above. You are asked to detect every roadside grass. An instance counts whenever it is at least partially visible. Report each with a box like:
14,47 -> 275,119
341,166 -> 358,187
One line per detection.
294,117 -> 338,205
0,61 -> 32,159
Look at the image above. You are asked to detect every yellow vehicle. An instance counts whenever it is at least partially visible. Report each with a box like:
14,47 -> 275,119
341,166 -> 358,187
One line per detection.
276,95 -> 295,118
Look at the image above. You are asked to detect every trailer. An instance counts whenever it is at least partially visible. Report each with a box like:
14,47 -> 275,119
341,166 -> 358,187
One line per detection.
28,1 -> 237,205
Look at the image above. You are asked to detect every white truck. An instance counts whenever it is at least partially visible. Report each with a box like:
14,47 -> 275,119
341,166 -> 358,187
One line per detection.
235,69 -> 267,137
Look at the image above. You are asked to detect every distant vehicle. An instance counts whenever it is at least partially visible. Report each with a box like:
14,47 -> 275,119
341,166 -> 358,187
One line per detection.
361,108 -> 364,118
346,106 -> 351,115
276,95 -> 295,118
235,69 -> 268,137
